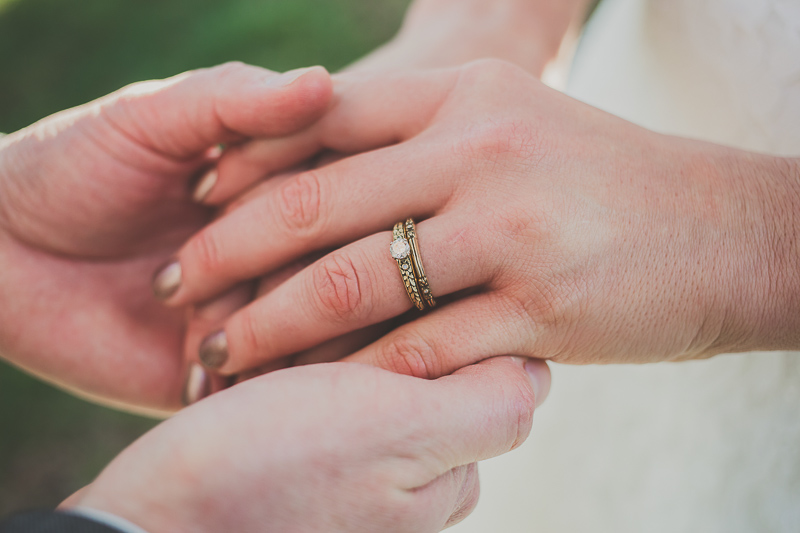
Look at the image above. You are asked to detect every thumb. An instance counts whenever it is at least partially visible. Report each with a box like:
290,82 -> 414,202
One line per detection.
101,62 -> 332,158
423,357 -> 551,471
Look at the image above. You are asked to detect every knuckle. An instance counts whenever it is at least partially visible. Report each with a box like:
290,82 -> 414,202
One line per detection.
377,333 -> 440,379
210,61 -> 249,80
312,252 -> 371,321
486,203 -> 550,250
277,171 -> 325,236
456,118 -> 543,165
505,378 -> 537,451
190,228 -> 227,275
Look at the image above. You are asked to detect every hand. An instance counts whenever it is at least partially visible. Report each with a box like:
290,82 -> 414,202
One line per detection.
67,357 -> 550,533
169,1 -> 595,394
0,63 -> 332,414
158,60 -> 800,380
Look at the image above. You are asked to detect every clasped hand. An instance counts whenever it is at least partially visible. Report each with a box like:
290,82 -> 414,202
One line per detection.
162,60 -> 792,389
0,62 -> 550,533
2,56 -> 795,533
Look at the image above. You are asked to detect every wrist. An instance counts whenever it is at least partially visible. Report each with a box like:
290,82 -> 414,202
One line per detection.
708,150 -> 800,355
351,0 -> 587,77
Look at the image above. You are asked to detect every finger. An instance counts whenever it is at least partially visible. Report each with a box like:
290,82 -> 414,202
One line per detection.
182,247 -> 318,356
182,283 -> 254,405
231,356 -> 295,385
103,63 -> 332,160
423,356 -> 549,469
195,68 -> 460,204
344,293 -> 542,380
194,216 -> 495,374
291,322 -> 393,367
184,254 -> 326,395
230,324 -> 390,386
184,284 -> 255,364
215,166 -> 310,219
229,319 -> 394,386
157,140 -> 458,306
194,129 -> 320,204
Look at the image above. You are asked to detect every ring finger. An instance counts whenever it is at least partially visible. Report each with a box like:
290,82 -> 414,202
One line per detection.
195,215 -> 499,375
154,139 -> 459,306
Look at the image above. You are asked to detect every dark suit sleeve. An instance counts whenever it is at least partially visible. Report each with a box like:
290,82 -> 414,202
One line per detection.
0,511 -> 123,533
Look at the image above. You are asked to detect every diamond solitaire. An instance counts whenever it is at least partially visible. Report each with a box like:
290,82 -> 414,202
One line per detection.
390,238 -> 411,260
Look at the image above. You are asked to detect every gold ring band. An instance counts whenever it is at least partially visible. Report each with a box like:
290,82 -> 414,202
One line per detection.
404,219 -> 436,308
391,222 -> 426,310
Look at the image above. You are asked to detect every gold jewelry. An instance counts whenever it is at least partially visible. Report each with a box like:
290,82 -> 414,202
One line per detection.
391,222 -> 426,310
404,219 -> 436,308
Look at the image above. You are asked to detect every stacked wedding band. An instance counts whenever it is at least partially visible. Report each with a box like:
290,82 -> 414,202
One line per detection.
390,219 -> 436,310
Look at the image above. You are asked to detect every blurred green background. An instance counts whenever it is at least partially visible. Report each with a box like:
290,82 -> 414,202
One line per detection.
0,0 -> 408,514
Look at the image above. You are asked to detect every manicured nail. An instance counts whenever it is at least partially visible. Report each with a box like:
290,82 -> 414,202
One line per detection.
152,260 -> 182,301
266,66 -> 325,88
193,168 -> 218,203
182,363 -> 211,406
199,330 -> 229,369
524,359 -> 551,408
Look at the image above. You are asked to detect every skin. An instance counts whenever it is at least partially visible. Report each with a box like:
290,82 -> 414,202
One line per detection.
0,63 -> 333,415
0,57 -> 553,531
163,60 -> 800,381
183,0 -> 592,206
67,357 -> 550,533
172,0 -> 595,395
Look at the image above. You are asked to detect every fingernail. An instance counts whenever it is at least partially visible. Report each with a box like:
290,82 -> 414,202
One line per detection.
192,168 -> 218,203
152,260 -> 182,301
524,359 -> 551,408
266,66 -> 324,88
199,330 -> 229,369
182,364 -> 211,406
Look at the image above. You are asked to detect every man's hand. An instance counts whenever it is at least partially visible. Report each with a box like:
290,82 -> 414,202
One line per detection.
68,357 -> 550,533
0,63 -> 332,415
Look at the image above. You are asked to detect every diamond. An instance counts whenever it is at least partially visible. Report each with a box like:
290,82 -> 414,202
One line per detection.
390,238 -> 411,260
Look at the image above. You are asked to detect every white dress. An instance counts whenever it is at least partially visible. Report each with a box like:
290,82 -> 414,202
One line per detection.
452,0 -> 800,531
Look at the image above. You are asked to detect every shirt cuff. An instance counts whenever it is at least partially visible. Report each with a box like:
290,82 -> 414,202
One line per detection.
67,508 -> 151,533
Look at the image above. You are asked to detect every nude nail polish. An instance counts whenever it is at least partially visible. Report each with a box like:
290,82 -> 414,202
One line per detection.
193,168 -> 218,203
152,260 -> 182,301
182,363 -> 211,406
199,330 -> 229,369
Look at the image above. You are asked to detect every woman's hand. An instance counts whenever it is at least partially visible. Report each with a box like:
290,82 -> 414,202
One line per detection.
67,357 -> 550,533
0,63 -> 332,414
160,60 -> 800,380
169,1 -> 596,398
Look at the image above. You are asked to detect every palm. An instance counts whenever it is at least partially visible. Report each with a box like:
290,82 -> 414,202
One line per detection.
0,110 -> 212,414
0,63 -> 333,414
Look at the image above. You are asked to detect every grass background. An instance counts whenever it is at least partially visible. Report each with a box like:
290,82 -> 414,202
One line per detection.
0,0 -> 408,514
